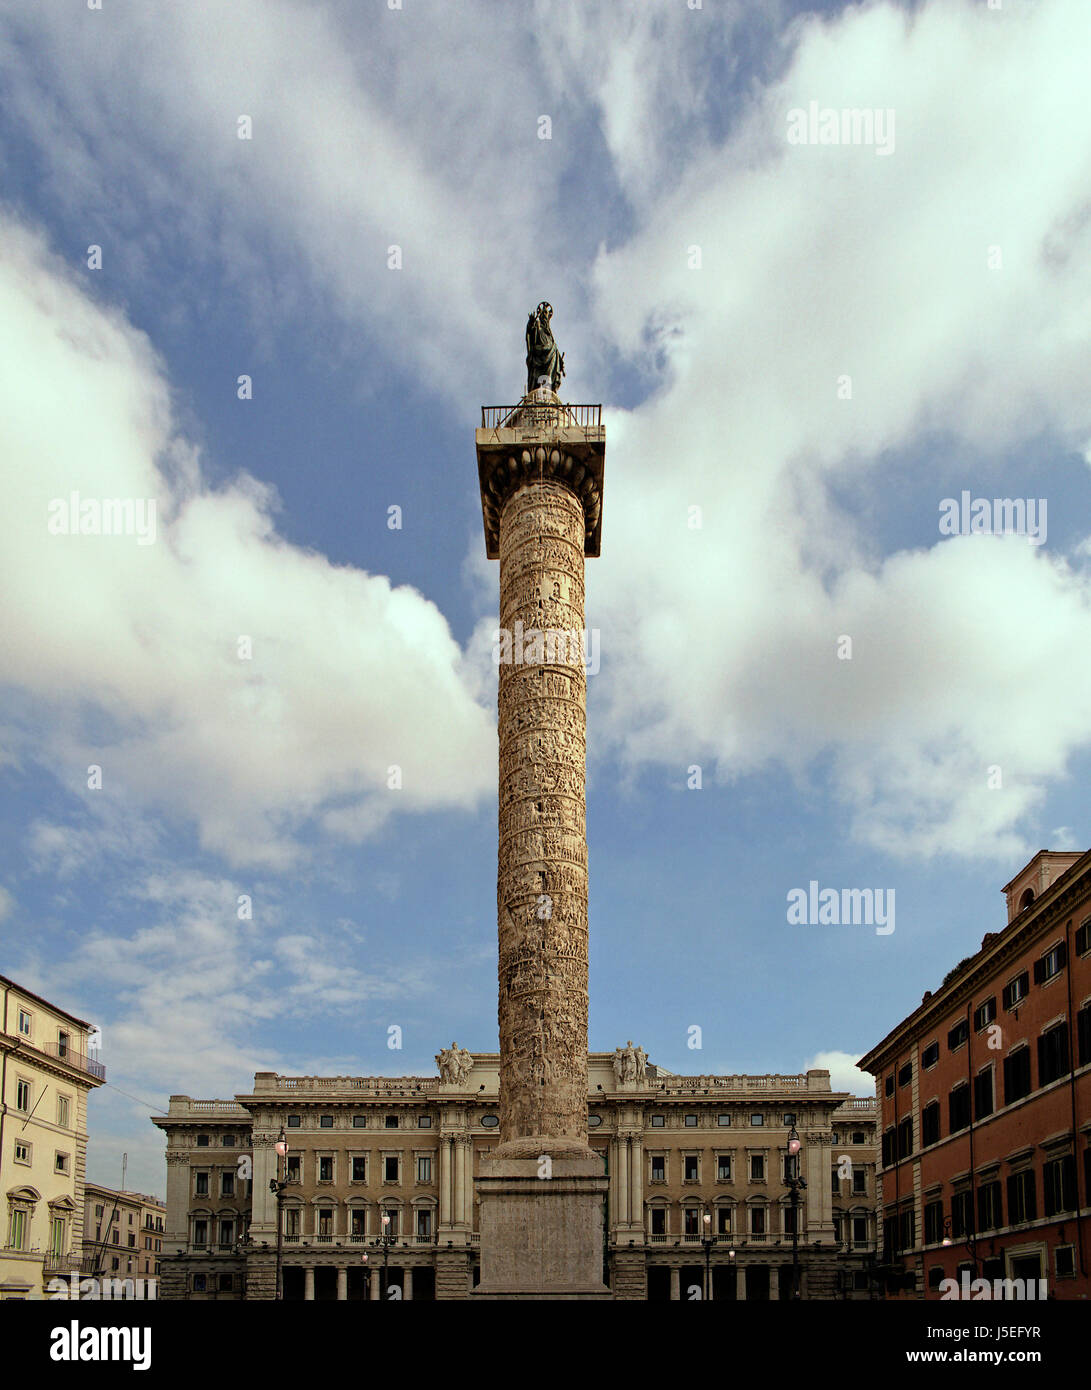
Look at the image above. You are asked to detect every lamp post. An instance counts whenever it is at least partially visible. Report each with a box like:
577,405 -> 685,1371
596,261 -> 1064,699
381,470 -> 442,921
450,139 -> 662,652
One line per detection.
372,1212 -> 396,1298
270,1132 -> 290,1301
700,1210 -> 715,1302
786,1126 -> 807,1301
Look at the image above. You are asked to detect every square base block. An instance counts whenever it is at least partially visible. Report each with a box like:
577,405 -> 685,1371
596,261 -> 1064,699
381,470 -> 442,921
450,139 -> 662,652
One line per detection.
472,1156 -> 612,1300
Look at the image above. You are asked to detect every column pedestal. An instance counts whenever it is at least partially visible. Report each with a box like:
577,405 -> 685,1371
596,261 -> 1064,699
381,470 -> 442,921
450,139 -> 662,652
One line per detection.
472,1155 -> 611,1299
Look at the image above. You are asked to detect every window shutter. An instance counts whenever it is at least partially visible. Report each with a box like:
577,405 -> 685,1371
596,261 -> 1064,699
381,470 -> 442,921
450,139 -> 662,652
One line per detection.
1002,982 -> 1014,1010
1056,940 -> 1067,969
1033,957 -> 1045,984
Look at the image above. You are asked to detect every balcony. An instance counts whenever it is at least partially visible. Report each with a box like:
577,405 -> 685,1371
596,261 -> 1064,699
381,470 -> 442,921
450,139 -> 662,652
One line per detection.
44,1249 -> 77,1274
40,1041 -> 105,1081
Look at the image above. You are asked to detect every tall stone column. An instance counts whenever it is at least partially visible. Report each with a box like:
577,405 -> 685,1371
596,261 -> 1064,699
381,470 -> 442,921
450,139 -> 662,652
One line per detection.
473,380 -> 609,1299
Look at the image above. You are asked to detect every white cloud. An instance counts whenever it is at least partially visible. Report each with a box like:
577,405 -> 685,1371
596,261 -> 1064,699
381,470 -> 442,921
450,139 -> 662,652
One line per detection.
805,1049 -> 876,1097
0,219 -> 495,866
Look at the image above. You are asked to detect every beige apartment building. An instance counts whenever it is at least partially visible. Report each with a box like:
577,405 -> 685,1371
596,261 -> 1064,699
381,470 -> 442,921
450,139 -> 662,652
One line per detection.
81,1183 -> 164,1293
0,975 -> 104,1299
153,1054 -> 878,1300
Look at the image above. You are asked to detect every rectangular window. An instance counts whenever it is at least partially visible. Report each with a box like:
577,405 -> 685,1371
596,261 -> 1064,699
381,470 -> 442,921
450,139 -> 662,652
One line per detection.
684,1155 -> 698,1181
57,1095 -> 70,1128
717,1114 -> 731,1127
749,1113 -> 763,1127
716,1155 -> 731,1181
320,1115 -> 334,1129
1043,1155 -> 1077,1217
717,1207 -> 731,1234
650,1156 -> 665,1181
416,1210 -> 432,1238
221,1133 -> 235,1147
1038,1022 -> 1070,1086
221,1172 -> 235,1197
973,997 -> 997,1031
352,1156 -> 367,1182
977,1181 -> 1002,1231
16,1079 -> 30,1112
195,1172 -> 209,1197
55,1152 -> 70,1174
923,1200 -> 943,1246
684,1114 -> 698,1127
852,1168 -> 867,1195
351,1115 -> 366,1128
749,1155 -> 765,1182
784,1205 -> 798,1235
1075,919 -> 1090,956
18,1010 -> 31,1036
921,1041 -> 940,1069
896,1115 -> 913,1159
193,1219 -> 208,1247
285,1209 -> 301,1237
8,1209 -> 27,1250
384,1115 -> 398,1129
973,1068 -> 994,1120
1034,942 -> 1067,984
898,1062 -> 912,1087
317,1209 -> 333,1235
319,1157 -> 333,1181
650,1115 -> 665,1128
898,1208 -> 914,1251
750,1206 -> 766,1236
14,1140 -> 30,1165
193,1274 -> 207,1293
885,1075 -> 894,1097
383,1156 -> 399,1183
416,1156 -> 432,1182
831,1166 -> 840,1195
1004,1047 -> 1032,1105
286,1115 -> 301,1128
852,1215 -> 868,1245
286,1156 -> 301,1184
1079,1003 -> 1091,1068
650,1208 -> 666,1235
948,1085 -> 970,1133
218,1220 -> 234,1247
683,1208 -> 700,1235
417,1115 -> 432,1128
1002,971 -> 1029,1010
49,1218 -> 65,1256
951,1189 -> 974,1239
948,1019 -> 968,1051
1006,1170 -> 1037,1225
921,1101 -> 940,1147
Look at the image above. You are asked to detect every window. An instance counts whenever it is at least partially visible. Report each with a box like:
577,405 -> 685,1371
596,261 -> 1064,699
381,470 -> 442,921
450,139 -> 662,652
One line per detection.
16,1079 -> 30,1112
1002,972 -> 1029,1010
977,1181 -> 1002,1231
832,1214 -> 842,1242
898,1208 -> 914,1251
783,1113 -> 797,1125
1076,1002 -> 1091,1068
881,1129 -> 895,1167
193,1219 -> 208,1247
193,1274 -> 207,1293
1075,919 -> 1090,957
831,1166 -> 840,1195
57,1095 -> 70,1128
852,1215 -> 868,1245
14,1140 -> 30,1165
286,1156 -> 301,1183
684,1114 -> 698,1128
196,1134 -> 210,1147
381,1210 -> 398,1237
650,1207 -> 666,1235
1034,942 -> 1067,985
95,1205 -> 104,1218
218,1219 -> 234,1247
717,1114 -> 731,1127
852,1131 -> 866,1145
127,1233 -> 136,1248
716,1155 -> 731,1181
416,1210 -> 432,1239
320,1115 -> 334,1129
1038,1022 -> 1069,1086
784,1154 -> 800,1183
783,1205 -> 798,1235
749,1113 -> 763,1127
750,1206 -> 766,1236
317,1209 -> 333,1236
55,1152 -> 70,1174
921,1101 -> 940,1147
749,1155 -> 765,1182
195,1172 -> 209,1197
18,1010 -> 31,1036
417,1156 -> 432,1182
650,1115 -> 665,1128
7,1209 -> 27,1251
384,1115 -> 399,1129
947,1019 -> 968,1051
951,1189 -> 974,1239
898,1062 -> 912,1088
973,997 -> 997,1031
287,1115 -> 301,1128
348,1115 -> 365,1129
352,1156 -> 367,1182
1056,1245 -> 1076,1278
896,1115 -> 913,1159
1006,1169 -> 1036,1224
417,1116 -> 432,1128
921,1041 -> 939,1069
1004,1046 -> 1032,1105
852,1168 -> 867,1195
923,1200 -> 943,1245
319,1157 -> 333,1182
885,1075 -> 894,1097
1043,1155 -> 1077,1216
650,1156 -> 665,1182
221,1172 -> 235,1197
717,1207 -> 732,1234
973,1068 -> 994,1120
684,1156 -> 699,1181
218,1273 -> 233,1292
948,1084 -> 970,1133
285,1209 -> 301,1237
383,1156 -> 399,1183
683,1208 -> 700,1235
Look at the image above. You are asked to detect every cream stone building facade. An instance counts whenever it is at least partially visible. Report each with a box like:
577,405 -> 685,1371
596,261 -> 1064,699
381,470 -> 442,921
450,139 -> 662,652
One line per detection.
81,1183 -> 164,1292
153,1054 -> 878,1300
0,975 -> 104,1299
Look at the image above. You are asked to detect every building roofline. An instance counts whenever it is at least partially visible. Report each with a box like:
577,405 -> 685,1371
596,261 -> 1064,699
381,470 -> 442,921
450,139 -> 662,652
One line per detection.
858,848 -> 1091,1073
0,975 -> 93,1029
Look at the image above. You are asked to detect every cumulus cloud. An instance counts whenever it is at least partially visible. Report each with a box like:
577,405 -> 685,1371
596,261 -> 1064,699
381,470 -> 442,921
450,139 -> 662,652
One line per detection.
0,219 -> 494,866
806,1049 -> 876,1097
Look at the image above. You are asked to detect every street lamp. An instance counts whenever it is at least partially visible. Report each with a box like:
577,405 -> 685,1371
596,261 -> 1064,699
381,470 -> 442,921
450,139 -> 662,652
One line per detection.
700,1210 -> 715,1302
270,1131 -> 290,1301
372,1212 -> 396,1298
785,1126 -> 807,1301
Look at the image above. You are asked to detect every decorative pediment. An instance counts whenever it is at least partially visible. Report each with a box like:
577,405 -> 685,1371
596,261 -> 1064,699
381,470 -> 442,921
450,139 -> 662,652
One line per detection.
6,1185 -> 41,1205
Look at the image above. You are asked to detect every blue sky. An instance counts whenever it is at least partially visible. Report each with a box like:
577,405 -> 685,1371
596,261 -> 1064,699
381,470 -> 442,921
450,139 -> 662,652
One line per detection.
2,0 -> 1090,1195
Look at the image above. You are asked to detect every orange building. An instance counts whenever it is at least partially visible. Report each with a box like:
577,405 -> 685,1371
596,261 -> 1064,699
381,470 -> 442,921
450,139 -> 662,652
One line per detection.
859,850 -> 1091,1299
